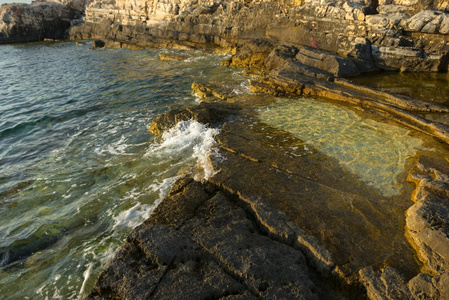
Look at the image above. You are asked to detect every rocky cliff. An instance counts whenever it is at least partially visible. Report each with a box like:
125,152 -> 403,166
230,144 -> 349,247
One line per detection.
3,0 -> 449,71
69,0 -> 449,72
0,0 -> 85,43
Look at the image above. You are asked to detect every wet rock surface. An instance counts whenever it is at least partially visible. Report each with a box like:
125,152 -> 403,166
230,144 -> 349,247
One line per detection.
89,83 -> 449,299
87,178 -> 321,299
247,42 -> 449,146
28,0 -> 448,297
210,116 -> 420,285
148,101 -> 239,136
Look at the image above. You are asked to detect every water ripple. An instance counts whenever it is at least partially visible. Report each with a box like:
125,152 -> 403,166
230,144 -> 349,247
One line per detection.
0,42 -> 248,299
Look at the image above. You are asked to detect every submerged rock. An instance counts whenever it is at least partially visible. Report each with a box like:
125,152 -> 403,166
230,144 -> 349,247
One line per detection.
358,155 -> 449,299
90,86 -> 449,299
159,52 -> 190,61
248,45 -> 449,146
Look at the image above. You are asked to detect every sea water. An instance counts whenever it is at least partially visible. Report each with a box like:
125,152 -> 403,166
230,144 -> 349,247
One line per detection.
257,97 -> 427,197
0,41 -> 247,299
1,41 -> 445,300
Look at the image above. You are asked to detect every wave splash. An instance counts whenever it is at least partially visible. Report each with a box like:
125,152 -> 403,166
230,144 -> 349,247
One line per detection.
146,120 -> 220,181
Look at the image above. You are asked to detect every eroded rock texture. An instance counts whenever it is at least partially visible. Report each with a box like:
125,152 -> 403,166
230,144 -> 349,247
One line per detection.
89,86 -> 449,299
407,156 -> 449,275
87,178 -> 320,299
68,0 -> 449,72
0,0 -> 84,43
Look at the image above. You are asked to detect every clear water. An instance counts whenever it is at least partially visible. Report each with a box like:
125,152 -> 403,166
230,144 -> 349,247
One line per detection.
0,41 -> 247,299
351,72 -> 449,108
0,41 -> 438,300
257,97 -> 426,197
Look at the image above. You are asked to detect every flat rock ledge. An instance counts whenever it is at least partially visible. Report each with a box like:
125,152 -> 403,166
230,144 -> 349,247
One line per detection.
359,155 -> 449,300
87,178 -> 319,299
88,93 -> 449,299
239,41 -> 449,145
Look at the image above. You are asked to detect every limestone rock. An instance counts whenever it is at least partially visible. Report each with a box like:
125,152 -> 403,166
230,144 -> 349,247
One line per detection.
87,178 -> 319,299
402,10 -> 447,33
191,81 -> 234,101
360,267 -> 449,300
343,1 -> 366,20
67,0 -> 449,72
295,45 -> 361,77
229,38 -> 275,71
180,192 -> 319,299
359,267 -> 449,300
409,272 -> 449,299
0,0 -> 84,44
251,59 -> 449,144
264,44 -> 299,72
93,92 -> 449,299
440,14 -> 449,32
210,117 -> 421,288
87,222 -> 248,299
159,52 -> 190,61
406,156 -> 449,275
377,4 -> 415,14
370,44 -> 446,72
359,266 -> 413,300
148,101 -> 239,135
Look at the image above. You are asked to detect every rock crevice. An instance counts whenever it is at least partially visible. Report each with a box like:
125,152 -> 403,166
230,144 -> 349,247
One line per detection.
64,0 -> 449,72
87,178 -> 323,299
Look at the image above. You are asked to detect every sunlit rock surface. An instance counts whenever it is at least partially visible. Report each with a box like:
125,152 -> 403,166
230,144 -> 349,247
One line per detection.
89,81 -> 449,299
67,0 -> 449,72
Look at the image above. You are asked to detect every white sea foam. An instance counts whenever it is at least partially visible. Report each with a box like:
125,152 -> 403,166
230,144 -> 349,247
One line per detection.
145,120 -> 220,180
112,203 -> 154,230
232,79 -> 251,95
94,134 -> 130,156
79,262 -> 93,296
149,176 -> 181,199
193,93 -> 202,103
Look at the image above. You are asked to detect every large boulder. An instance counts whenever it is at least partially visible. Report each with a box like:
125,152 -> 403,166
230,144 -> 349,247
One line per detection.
295,45 -> 361,77
0,1 -> 84,44
406,155 -> 449,275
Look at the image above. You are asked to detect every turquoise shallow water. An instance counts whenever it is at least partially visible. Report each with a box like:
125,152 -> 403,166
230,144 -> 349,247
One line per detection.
0,41 -> 247,299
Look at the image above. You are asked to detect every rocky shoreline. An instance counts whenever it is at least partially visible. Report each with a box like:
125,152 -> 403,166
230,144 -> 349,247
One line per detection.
85,78 -> 449,298
2,0 -> 449,298
0,0 -> 84,43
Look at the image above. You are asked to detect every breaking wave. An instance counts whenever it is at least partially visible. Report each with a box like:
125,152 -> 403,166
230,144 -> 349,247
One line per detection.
146,120 -> 220,181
